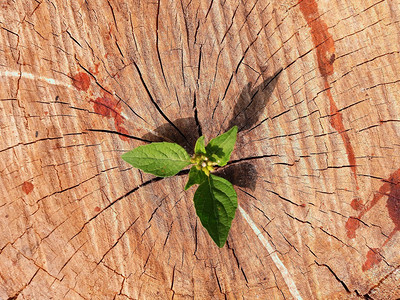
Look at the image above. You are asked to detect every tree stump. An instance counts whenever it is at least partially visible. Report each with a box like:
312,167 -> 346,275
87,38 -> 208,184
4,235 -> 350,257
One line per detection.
1,0 -> 399,299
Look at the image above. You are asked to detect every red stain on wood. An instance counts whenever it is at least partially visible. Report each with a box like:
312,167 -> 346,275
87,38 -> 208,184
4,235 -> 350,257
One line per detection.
346,168 -> 400,270
94,206 -> 101,212
386,172 -> 400,227
71,67 -> 130,140
298,0 -> 335,78
299,0 -> 357,187
92,91 -> 129,141
72,72 -> 91,91
22,181 -> 34,194
350,198 -> 364,211
362,248 -> 382,271
94,63 -> 100,74
325,83 -> 358,188
345,217 -> 360,239
90,63 -> 100,75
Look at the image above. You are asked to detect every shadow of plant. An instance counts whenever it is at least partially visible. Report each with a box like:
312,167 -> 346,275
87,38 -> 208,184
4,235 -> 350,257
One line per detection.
205,144 -> 224,161
214,162 -> 258,191
142,117 -> 199,154
228,68 -> 282,132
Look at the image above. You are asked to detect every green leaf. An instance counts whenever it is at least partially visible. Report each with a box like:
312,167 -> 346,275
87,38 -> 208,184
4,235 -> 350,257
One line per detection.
184,166 -> 208,190
121,142 -> 191,177
193,174 -> 238,247
205,126 -> 237,166
194,136 -> 206,154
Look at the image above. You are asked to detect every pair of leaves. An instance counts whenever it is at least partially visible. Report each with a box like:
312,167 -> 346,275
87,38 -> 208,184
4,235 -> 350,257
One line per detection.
121,126 -> 238,247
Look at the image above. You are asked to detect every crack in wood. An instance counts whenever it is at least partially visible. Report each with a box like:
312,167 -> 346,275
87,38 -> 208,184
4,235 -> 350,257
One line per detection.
314,260 -> 351,293
132,61 -> 188,142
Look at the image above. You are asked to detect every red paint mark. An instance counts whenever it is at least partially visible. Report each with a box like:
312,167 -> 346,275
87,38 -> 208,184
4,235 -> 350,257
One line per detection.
92,91 -> 129,141
90,63 -> 100,75
327,82 -> 358,188
362,248 -> 382,271
22,181 -> 34,194
299,0 -> 358,187
345,217 -> 360,239
94,63 -> 100,74
53,142 -> 61,150
346,168 -> 400,270
94,206 -> 101,212
71,72 -> 91,91
71,68 -> 129,140
351,198 -> 364,211
298,0 -> 335,78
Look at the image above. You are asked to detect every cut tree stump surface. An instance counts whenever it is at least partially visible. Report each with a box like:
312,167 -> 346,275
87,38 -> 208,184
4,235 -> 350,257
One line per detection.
1,0 -> 399,299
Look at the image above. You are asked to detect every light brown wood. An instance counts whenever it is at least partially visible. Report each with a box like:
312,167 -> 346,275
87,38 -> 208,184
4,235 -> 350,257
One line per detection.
1,0 -> 399,299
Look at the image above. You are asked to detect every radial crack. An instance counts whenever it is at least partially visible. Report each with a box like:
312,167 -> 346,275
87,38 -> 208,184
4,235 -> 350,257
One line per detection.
132,61 -> 188,142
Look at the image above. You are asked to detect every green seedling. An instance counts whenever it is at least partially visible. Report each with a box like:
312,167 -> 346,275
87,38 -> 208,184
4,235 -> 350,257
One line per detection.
121,126 -> 238,247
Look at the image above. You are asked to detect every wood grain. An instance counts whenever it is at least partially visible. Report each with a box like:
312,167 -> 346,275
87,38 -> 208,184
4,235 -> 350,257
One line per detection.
1,0 -> 399,299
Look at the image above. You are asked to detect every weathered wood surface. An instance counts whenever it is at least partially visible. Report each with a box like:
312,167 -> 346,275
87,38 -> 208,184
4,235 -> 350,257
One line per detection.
1,0 -> 400,299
